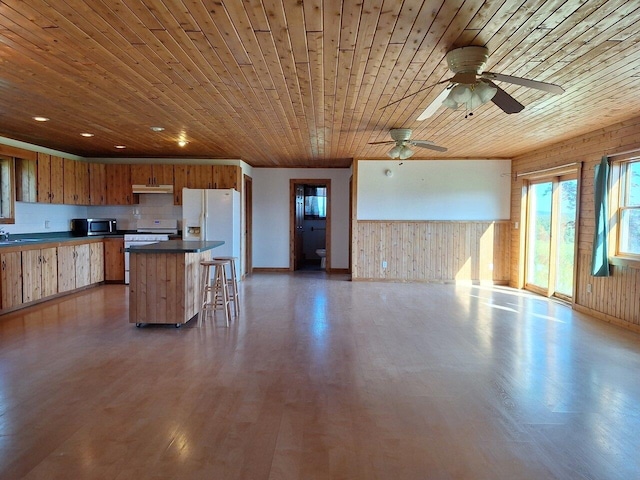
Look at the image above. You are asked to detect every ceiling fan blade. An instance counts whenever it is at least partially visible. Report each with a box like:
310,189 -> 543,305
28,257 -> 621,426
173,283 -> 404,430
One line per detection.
411,141 -> 448,152
416,86 -> 452,121
487,81 -> 525,114
379,78 -> 452,110
368,140 -> 395,145
482,72 -> 565,95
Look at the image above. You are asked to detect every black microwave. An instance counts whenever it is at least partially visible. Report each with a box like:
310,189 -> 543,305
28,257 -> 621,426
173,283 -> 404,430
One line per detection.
71,218 -> 117,237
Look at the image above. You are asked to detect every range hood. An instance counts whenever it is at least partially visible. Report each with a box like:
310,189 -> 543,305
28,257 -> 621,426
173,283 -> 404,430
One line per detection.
132,184 -> 174,194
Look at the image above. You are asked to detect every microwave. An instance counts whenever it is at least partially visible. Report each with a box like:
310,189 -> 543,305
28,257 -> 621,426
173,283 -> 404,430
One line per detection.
71,218 -> 117,237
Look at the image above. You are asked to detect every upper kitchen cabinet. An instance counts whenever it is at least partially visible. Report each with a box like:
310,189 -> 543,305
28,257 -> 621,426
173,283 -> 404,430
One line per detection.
213,165 -> 241,190
89,163 -> 106,205
105,164 -> 133,205
0,156 -> 15,224
64,159 -> 90,205
36,153 -> 64,203
188,165 -> 214,189
173,164 -> 188,205
14,157 -> 37,203
131,164 -> 174,186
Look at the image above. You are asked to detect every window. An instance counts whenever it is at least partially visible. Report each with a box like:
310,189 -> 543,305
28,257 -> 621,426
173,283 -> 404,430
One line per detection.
304,186 -> 326,219
614,159 -> 640,257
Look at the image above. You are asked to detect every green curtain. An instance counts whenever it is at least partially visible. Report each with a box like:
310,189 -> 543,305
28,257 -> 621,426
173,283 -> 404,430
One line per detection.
591,156 -> 610,276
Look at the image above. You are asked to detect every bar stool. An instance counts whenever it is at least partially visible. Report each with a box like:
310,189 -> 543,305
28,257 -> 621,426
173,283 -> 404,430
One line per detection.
199,259 -> 231,327
212,256 -> 240,317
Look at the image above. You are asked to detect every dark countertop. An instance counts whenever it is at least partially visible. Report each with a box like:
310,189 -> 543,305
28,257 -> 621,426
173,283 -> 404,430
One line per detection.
125,240 -> 225,253
0,232 -> 115,248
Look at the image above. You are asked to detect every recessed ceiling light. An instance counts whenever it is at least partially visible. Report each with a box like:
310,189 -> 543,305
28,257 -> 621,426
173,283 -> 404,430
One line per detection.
81,133 -> 94,137
115,145 -> 126,149
33,116 -> 49,122
150,126 -> 165,132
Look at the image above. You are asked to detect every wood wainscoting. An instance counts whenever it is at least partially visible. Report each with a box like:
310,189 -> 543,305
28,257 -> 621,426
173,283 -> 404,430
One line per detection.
352,220 -> 510,283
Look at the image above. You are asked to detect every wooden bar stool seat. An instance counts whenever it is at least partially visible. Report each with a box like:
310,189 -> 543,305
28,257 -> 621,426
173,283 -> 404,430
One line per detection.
199,259 -> 231,327
212,256 -> 240,317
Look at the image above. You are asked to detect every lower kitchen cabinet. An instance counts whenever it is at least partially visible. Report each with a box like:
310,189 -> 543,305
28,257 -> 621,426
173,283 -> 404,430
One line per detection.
1,239 -> 104,314
90,242 -> 104,284
104,238 -> 125,282
22,248 -> 57,303
58,244 -> 91,292
1,251 -> 23,310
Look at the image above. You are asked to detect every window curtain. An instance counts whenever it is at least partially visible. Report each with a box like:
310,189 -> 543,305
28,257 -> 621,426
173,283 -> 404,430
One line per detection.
591,156 -> 610,277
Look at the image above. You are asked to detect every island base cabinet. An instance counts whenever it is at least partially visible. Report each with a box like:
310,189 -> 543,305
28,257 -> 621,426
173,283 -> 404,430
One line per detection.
128,251 -> 210,325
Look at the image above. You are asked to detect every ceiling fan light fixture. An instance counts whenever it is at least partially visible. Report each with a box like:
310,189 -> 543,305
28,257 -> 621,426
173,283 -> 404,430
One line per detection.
388,144 -> 403,159
399,146 -> 414,160
443,81 -> 497,112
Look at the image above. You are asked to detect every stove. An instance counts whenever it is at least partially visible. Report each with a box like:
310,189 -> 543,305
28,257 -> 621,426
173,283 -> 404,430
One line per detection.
124,219 -> 178,283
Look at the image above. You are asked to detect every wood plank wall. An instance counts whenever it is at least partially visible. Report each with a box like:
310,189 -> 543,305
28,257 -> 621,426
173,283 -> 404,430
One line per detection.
352,221 -> 510,284
511,115 -> 640,331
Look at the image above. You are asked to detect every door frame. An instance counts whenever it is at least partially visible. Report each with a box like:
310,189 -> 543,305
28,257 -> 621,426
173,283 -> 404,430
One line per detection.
244,174 -> 253,277
521,168 -> 581,302
290,179 -> 331,272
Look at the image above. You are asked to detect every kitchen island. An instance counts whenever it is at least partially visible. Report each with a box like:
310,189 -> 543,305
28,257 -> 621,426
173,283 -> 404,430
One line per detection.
125,240 -> 224,327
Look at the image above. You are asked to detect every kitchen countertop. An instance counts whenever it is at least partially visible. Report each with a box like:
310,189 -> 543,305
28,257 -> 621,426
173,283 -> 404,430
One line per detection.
0,232 -> 113,248
125,240 -> 225,253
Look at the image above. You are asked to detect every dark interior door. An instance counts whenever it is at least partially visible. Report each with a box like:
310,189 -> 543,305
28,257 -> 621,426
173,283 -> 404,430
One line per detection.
294,184 -> 304,270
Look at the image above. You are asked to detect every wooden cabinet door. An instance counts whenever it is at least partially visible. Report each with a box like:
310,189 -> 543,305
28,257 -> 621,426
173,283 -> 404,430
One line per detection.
76,162 -> 91,205
104,238 -> 125,282
37,153 -> 52,203
155,164 -> 174,185
40,247 -> 58,297
1,251 -> 23,309
213,165 -> 240,190
89,163 -> 106,205
173,164 -> 188,205
50,155 -> 64,204
90,242 -> 104,284
131,164 -> 153,185
106,164 -> 132,205
15,158 -> 37,202
189,165 -> 214,189
74,244 -> 91,288
21,249 -> 42,303
57,245 -> 76,293
63,158 -> 76,204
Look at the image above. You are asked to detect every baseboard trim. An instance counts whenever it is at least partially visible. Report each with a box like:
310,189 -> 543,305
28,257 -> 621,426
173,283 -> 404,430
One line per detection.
573,304 -> 640,334
252,267 -> 291,273
327,268 -> 350,274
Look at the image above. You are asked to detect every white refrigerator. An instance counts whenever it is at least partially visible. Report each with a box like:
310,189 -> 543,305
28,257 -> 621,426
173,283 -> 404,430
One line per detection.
182,188 -> 241,275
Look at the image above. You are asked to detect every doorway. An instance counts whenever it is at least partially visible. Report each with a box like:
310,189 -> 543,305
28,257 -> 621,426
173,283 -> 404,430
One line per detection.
244,174 -> 253,277
290,179 -> 331,271
524,175 -> 578,300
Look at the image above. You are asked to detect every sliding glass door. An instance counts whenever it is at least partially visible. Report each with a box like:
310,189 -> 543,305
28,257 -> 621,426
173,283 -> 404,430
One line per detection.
524,176 -> 578,300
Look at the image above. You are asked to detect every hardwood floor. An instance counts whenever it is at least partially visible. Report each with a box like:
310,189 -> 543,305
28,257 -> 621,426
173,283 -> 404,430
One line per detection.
1,273 -> 640,479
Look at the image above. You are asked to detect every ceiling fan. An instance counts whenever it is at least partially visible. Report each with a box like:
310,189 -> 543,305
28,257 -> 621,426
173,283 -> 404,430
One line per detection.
385,46 -> 565,120
369,128 -> 447,159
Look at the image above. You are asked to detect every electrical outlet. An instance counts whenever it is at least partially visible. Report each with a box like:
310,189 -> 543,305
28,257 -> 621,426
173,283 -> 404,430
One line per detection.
382,261 -> 387,269
44,220 -> 50,229
587,283 -> 592,293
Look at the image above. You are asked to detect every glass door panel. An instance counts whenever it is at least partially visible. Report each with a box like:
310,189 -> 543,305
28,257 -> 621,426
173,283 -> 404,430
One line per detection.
526,182 -> 552,289
555,179 -> 577,297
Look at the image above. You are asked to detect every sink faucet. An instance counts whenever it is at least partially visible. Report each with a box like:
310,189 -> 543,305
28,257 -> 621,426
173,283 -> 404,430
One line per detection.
0,229 -> 9,241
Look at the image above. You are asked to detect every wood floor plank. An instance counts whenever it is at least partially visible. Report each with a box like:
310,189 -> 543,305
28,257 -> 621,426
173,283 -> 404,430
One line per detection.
0,275 -> 639,479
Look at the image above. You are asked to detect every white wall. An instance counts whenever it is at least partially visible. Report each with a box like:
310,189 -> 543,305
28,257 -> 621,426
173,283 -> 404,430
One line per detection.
6,202 -> 87,234
357,159 -> 511,220
252,168 -> 351,269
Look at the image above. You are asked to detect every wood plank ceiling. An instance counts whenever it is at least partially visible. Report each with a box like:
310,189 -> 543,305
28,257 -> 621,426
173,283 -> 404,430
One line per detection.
0,1 -> 638,167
